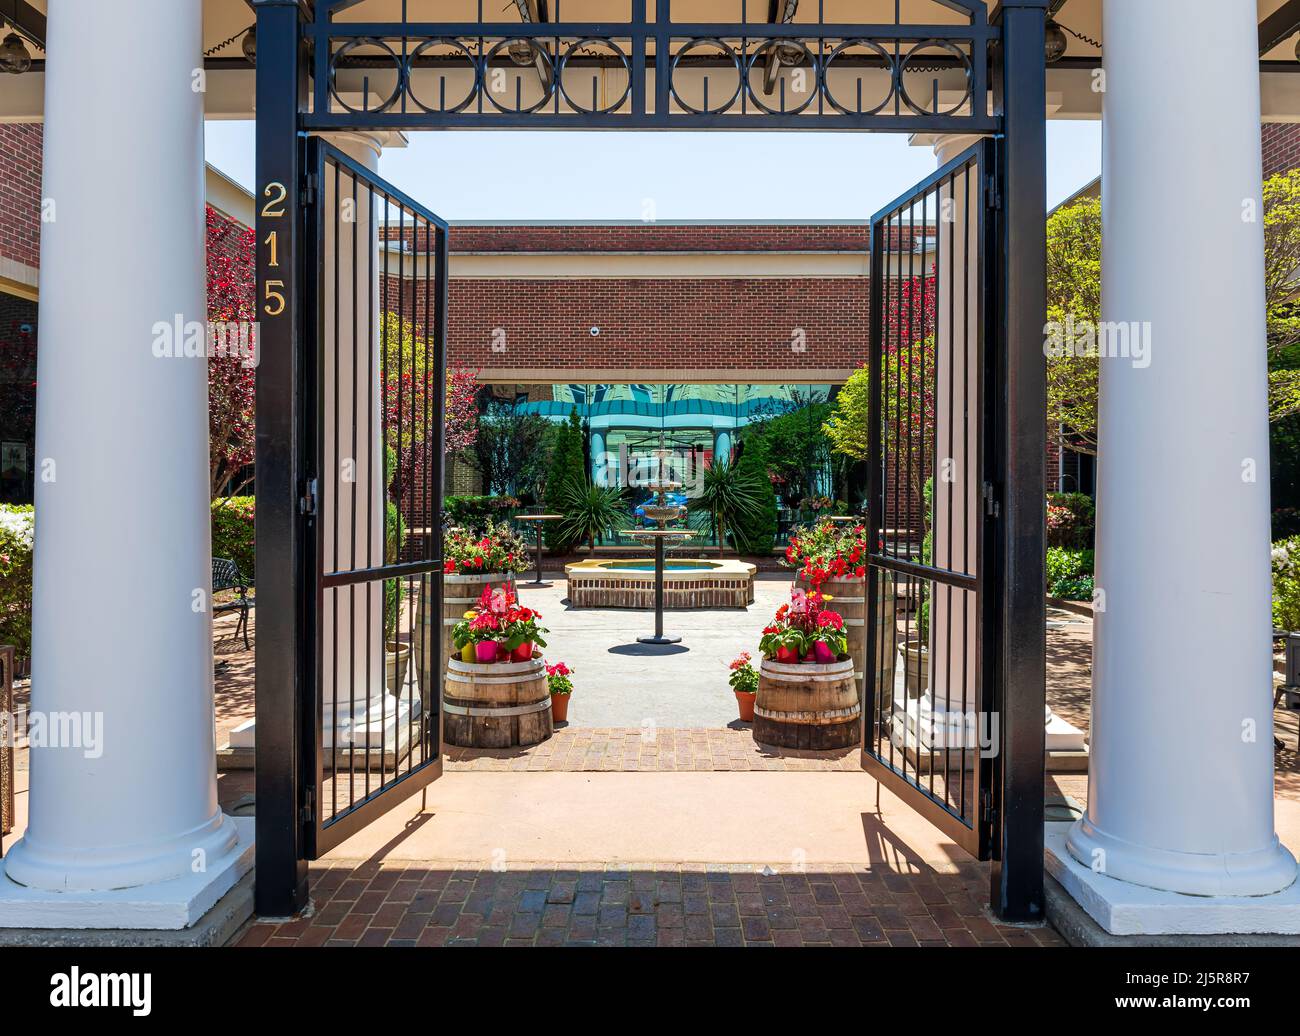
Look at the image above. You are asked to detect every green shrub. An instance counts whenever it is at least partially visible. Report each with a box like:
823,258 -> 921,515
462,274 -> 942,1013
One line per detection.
1046,546 -> 1093,589
1274,537 -> 1300,631
1046,492 -> 1095,549
0,505 -> 33,664
728,439 -> 778,555
445,494 -> 520,528
1046,547 -> 1095,600
1050,575 -> 1094,601
211,497 -> 255,579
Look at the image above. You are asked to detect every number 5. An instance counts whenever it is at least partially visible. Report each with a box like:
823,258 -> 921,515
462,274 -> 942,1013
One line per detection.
264,279 -> 286,317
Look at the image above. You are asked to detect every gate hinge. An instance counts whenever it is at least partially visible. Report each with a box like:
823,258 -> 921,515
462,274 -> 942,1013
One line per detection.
299,786 -> 315,825
982,481 -> 999,519
301,172 -> 317,207
299,477 -> 318,518
981,787 -> 996,825
985,173 -> 1001,211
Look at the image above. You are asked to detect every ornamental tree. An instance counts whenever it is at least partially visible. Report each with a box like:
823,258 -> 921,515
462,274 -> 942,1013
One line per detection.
1046,177 -> 1300,457
206,206 -> 256,498
380,311 -> 479,506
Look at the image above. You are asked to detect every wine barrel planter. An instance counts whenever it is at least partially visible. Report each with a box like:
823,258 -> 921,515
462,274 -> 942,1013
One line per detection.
754,656 -> 860,750
414,571 -> 513,716
443,656 -> 553,748
797,571 -> 896,705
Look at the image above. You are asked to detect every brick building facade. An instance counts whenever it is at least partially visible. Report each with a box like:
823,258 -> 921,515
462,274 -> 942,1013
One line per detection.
4,124 -> 1300,514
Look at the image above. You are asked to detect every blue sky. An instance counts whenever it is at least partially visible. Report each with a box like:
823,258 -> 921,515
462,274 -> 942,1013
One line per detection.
204,119 -> 1100,220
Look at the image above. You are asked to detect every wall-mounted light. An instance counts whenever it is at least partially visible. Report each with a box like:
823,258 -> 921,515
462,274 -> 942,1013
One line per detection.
242,26 -> 257,64
1044,19 -> 1067,64
0,32 -> 32,75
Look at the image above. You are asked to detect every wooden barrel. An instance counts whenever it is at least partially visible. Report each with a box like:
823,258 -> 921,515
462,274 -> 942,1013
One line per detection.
443,656 -> 553,748
753,657 -> 860,750
797,572 -> 894,705
415,571 -> 514,715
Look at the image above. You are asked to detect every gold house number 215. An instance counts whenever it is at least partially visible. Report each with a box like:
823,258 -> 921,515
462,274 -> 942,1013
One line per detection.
261,181 -> 287,317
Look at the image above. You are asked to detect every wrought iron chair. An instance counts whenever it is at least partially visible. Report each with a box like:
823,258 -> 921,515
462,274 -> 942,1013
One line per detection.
212,557 -> 254,650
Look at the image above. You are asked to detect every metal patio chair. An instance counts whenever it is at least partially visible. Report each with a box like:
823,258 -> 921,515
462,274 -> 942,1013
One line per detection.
212,557 -> 254,650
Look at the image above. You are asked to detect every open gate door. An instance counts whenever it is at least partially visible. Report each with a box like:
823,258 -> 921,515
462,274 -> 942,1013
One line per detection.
300,139 -> 448,857
862,140 -> 996,859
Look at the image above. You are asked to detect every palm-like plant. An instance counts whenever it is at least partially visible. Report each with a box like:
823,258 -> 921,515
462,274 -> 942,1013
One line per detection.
553,478 -> 630,552
690,458 -> 770,556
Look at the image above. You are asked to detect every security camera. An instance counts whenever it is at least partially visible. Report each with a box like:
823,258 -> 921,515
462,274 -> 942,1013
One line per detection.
589,326 -> 600,337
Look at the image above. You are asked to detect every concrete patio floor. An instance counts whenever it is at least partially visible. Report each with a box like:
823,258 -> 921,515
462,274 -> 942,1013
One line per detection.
2,566 -> 1297,946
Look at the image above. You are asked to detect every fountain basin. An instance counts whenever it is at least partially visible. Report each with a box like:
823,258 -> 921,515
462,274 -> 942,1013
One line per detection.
565,558 -> 757,609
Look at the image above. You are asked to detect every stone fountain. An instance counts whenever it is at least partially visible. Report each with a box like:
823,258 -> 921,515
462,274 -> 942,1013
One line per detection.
622,447 -> 696,645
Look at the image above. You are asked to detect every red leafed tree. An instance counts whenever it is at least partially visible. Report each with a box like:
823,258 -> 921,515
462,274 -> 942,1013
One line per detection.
207,206 -> 257,498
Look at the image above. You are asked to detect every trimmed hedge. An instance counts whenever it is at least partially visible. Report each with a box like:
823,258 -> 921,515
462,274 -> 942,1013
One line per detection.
0,505 -> 33,664
211,496 -> 255,579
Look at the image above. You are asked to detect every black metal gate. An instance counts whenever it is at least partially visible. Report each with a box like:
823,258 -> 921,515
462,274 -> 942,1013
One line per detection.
254,0 -> 1048,923
301,139 -> 448,856
862,140 -> 996,859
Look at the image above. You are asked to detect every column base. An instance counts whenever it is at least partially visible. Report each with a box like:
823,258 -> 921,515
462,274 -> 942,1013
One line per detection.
1049,823 -> 1300,934
0,815 -> 253,930
1065,813 -> 1299,900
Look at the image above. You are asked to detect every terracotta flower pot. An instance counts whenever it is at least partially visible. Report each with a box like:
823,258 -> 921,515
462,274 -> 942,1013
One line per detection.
551,693 -> 570,723
475,640 -> 500,663
775,645 -> 800,665
511,642 -> 534,662
811,641 -> 837,665
734,690 -> 756,722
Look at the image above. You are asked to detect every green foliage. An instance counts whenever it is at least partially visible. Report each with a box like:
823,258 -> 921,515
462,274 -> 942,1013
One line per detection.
0,505 -> 34,663
445,494 -> 520,528
822,364 -> 870,462
744,394 -> 831,504
1274,537 -> 1300,631
543,412 -> 587,552
552,481 -> 630,552
469,404 -> 553,498
727,439 -> 778,555
1046,491 -> 1095,549
1045,197 -> 1102,456
689,457 -> 772,555
211,496 -> 256,578
919,477 -> 933,644
1046,547 -> 1095,600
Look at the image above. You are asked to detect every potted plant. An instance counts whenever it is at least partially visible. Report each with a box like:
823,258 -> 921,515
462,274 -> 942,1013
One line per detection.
546,661 -> 574,723
898,477 -> 933,697
807,609 -> 848,664
727,651 -> 758,721
383,576 -> 411,693
453,585 -> 549,664
759,586 -> 845,664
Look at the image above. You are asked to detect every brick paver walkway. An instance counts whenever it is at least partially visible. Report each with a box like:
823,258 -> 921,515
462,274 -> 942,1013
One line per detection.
235,860 -> 1066,948
446,727 -> 860,771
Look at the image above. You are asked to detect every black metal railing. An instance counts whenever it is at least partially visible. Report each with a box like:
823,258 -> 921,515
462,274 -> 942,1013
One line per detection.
305,140 -> 447,855
863,139 -> 993,857
303,0 -> 999,132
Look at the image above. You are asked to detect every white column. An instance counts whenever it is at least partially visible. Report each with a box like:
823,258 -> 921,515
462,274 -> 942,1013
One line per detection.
3,0 -> 243,900
925,134 -> 981,737
320,131 -> 412,751
1066,0 -> 1296,897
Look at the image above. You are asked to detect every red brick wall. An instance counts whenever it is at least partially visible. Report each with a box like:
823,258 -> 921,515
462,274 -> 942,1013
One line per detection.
445,223 -> 873,253
1263,124 -> 1300,178
0,124 -> 42,270
440,276 -> 868,374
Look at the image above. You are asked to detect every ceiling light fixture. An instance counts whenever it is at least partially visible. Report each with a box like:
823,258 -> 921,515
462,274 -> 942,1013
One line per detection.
1044,19 -> 1067,64
0,31 -> 32,75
